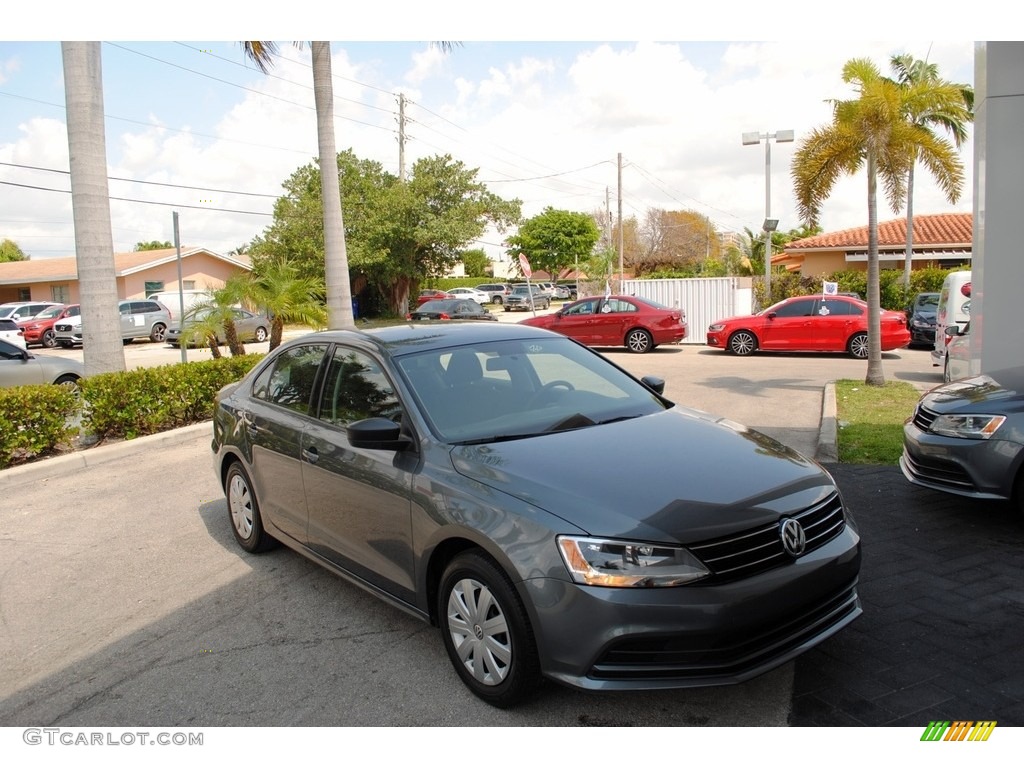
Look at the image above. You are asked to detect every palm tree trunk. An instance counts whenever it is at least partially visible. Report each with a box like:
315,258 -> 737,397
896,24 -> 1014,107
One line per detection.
865,153 -> 885,386
61,42 -> 125,376
902,160 -> 916,287
311,41 -> 355,329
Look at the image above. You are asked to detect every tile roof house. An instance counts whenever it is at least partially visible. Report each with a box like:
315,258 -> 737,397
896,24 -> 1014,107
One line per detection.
773,212 -> 972,276
0,247 -> 252,305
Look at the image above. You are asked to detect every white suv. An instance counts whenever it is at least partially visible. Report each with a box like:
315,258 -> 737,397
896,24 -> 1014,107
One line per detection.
0,318 -> 26,349
54,300 -> 171,347
0,301 -> 62,322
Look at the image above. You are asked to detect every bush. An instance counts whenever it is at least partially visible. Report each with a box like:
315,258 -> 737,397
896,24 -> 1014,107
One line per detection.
0,383 -> 82,468
80,354 -> 263,441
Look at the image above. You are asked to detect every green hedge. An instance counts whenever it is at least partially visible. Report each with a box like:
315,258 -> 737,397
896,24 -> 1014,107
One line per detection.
0,384 -> 82,468
0,354 -> 264,469
80,354 -> 263,441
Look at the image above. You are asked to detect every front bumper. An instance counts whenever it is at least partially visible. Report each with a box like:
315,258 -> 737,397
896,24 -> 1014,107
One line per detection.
522,525 -> 861,690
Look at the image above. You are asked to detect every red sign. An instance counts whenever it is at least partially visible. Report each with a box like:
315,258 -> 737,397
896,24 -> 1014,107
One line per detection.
518,253 -> 532,278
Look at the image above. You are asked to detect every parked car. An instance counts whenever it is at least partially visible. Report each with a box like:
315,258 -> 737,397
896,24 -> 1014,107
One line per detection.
416,289 -> 449,306
503,284 -> 551,311
54,300 -> 172,347
942,323 -> 972,383
0,301 -> 62,322
475,283 -> 512,305
0,318 -> 26,349
901,364 -> 1024,513
706,295 -> 910,358
906,292 -> 940,348
535,282 -> 555,297
520,295 -> 687,353
406,298 -> 496,322
211,323 -> 861,708
554,283 -> 579,300
932,270 -> 971,366
16,304 -> 76,348
166,307 -> 270,348
0,337 -> 84,387
444,287 -> 492,304
146,290 -> 211,324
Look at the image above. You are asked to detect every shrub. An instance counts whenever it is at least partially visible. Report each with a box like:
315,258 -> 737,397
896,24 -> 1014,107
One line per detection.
0,383 -> 82,468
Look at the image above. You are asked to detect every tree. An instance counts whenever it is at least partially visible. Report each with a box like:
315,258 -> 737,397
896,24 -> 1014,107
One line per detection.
61,42 -> 125,376
889,53 -> 974,287
633,209 -> 720,276
249,255 -> 327,350
792,57 -> 965,386
134,240 -> 173,251
0,238 -> 28,262
241,42 -> 353,330
505,208 -> 600,281
460,248 -> 490,277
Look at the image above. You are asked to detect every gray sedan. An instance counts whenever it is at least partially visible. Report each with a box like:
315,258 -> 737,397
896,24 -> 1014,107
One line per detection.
211,323 -> 861,708
166,307 -> 270,347
901,365 -> 1024,511
0,338 -> 84,387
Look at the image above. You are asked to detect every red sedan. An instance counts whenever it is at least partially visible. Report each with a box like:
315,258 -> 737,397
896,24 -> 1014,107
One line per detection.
519,295 -> 686,353
416,289 -> 448,306
707,295 -> 910,358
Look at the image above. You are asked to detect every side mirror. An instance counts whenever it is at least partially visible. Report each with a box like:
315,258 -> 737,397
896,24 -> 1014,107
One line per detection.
766,312 -> 777,320
640,375 -> 666,395
947,324 -> 962,337
347,417 -> 413,451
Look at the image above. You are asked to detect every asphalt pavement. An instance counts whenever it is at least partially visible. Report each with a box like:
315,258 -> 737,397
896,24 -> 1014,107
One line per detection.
3,329 -> 1023,727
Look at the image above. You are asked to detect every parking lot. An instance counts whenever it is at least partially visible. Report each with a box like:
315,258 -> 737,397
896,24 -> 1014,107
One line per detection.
3,324 -> 1022,728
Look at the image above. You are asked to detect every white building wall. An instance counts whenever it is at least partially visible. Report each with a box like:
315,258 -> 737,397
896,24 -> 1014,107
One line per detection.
622,277 -> 754,344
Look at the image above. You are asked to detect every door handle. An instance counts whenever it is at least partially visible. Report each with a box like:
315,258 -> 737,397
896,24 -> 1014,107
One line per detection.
302,445 -> 319,464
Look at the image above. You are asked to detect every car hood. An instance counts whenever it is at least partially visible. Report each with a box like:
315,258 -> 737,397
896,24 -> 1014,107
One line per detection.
449,407 -> 835,543
924,366 -> 1024,414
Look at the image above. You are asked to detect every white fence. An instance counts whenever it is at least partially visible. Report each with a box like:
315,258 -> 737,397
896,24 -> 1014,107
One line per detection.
621,277 -> 754,345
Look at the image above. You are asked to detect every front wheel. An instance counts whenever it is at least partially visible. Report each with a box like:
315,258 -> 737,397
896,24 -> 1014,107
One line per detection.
41,329 -> 57,348
58,340 -> 74,349
728,330 -> 757,356
625,328 -> 653,353
150,323 -> 167,343
848,332 -> 869,359
225,462 -> 277,553
438,551 -> 540,709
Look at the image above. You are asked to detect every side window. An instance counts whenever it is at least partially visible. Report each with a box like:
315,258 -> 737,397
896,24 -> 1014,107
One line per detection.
819,300 -> 861,316
565,300 -> 596,316
774,299 -> 815,318
605,299 -> 637,313
119,303 -> 132,316
319,348 -> 401,426
252,344 -> 327,415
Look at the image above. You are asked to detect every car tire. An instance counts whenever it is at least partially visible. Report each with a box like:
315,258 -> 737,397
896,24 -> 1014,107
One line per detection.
626,328 -> 653,353
58,340 -> 74,349
225,462 -> 278,554
848,332 -> 869,359
53,374 -> 80,387
41,329 -> 57,348
438,550 -> 540,709
150,323 -> 168,343
254,326 -> 268,343
728,330 -> 757,356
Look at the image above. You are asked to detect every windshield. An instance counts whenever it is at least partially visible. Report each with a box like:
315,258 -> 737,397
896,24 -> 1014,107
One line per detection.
396,337 -> 668,444
34,305 -> 65,320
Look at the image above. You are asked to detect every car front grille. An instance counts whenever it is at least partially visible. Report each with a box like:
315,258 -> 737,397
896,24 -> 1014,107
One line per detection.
55,323 -> 71,332
687,491 -> 846,583
589,581 -> 860,683
912,403 -> 938,431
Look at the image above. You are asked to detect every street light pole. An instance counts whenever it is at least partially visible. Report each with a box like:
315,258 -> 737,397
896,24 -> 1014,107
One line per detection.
742,129 -> 793,305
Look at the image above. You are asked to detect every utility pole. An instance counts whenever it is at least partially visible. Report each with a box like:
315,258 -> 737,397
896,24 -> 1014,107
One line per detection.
397,93 -> 407,182
617,153 -> 623,290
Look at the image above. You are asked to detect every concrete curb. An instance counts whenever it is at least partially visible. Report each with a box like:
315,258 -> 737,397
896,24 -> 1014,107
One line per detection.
816,381 -> 838,463
1,422 -> 212,485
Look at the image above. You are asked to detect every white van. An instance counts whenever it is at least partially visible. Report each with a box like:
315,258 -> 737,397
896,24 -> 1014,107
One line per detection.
931,270 -> 971,366
147,290 -> 211,323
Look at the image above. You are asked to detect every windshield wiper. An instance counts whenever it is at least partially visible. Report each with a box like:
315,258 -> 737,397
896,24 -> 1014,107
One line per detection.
452,433 -> 543,446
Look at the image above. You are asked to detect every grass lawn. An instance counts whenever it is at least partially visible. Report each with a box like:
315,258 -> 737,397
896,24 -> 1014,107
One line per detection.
834,379 -> 923,464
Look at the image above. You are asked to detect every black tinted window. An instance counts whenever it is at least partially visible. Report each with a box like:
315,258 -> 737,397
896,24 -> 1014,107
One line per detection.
252,344 -> 327,414
772,299 -> 816,318
319,348 -> 401,426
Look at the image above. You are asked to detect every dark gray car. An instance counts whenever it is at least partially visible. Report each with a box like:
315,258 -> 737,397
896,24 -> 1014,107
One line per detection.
211,323 -> 861,707
901,365 -> 1024,511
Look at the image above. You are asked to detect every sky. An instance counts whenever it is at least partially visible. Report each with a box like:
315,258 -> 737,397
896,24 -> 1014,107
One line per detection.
0,4 -> 990,266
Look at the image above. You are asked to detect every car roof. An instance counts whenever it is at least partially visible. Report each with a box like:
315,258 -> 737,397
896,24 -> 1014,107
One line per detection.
281,321 -> 558,357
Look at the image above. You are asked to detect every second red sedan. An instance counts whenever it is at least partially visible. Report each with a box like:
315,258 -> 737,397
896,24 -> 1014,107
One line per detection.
707,295 -> 910,358
519,295 -> 686,353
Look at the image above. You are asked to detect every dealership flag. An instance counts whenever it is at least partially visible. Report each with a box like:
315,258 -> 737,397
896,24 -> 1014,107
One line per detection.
822,281 -> 839,296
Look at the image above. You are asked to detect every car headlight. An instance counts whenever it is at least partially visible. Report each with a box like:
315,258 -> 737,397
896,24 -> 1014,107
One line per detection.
557,536 -> 710,587
708,323 -> 725,332
930,413 -> 1006,439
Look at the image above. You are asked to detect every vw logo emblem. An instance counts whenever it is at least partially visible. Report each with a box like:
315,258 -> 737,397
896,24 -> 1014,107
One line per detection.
780,518 -> 807,557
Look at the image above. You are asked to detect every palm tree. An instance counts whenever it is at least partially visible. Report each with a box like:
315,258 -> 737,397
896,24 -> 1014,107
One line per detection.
889,53 -> 974,287
241,41 -> 354,330
792,57 -> 965,385
250,255 -> 327,350
61,42 -> 125,376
